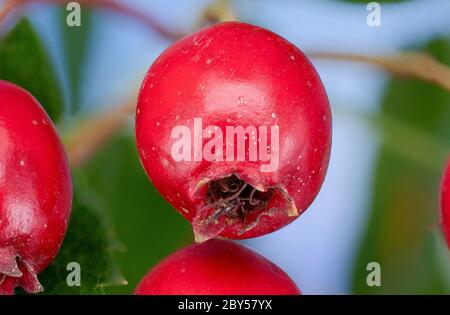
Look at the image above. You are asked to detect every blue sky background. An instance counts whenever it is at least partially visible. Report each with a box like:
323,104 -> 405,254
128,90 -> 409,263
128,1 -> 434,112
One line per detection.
20,0 -> 450,294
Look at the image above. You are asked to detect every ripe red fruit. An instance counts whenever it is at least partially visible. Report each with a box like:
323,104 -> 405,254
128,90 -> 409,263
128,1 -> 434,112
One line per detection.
0,80 -> 72,295
441,159 -> 450,248
136,21 -> 331,242
135,239 -> 300,295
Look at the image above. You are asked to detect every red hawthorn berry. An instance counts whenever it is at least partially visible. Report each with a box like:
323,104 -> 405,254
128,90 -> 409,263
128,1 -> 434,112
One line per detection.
441,159 -> 450,248
0,80 -> 72,295
136,21 -> 331,242
135,239 -> 300,295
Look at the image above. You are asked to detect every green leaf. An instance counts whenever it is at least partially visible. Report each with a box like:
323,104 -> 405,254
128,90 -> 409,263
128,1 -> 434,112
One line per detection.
77,131 -> 193,294
38,174 -> 126,295
59,7 -> 92,115
353,38 -> 450,294
0,18 -> 64,122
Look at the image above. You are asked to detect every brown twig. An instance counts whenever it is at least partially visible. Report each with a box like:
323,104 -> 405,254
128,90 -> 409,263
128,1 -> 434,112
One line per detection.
0,0 -> 22,21
310,52 -> 450,91
64,101 -> 135,168
0,0 -> 181,40
59,0 -> 182,40
0,0 -> 24,35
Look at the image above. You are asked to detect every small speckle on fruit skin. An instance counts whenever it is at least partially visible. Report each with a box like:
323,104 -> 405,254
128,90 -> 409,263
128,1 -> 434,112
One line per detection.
135,239 -> 301,295
0,80 -> 72,295
136,21 -> 331,240
441,159 -> 450,248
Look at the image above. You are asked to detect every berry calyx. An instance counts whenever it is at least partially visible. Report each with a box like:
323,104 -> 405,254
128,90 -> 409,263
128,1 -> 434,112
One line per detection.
0,80 -> 72,294
136,21 -> 331,241
135,239 -> 300,295
441,159 -> 450,248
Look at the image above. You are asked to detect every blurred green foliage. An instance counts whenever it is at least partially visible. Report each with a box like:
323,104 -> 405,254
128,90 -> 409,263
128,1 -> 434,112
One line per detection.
39,182 -> 125,294
353,38 -> 450,294
0,19 -> 64,122
76,132 -> 192,294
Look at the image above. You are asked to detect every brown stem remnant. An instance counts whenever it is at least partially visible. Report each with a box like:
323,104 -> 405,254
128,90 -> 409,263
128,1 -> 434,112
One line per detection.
201,175 -> 273,221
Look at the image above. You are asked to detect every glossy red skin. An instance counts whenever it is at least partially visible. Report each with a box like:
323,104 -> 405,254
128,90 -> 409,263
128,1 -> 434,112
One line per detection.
136,22 -> 331,240
0,81 -> 72,294
135,239 -> 300,295
441,160 -> 450,248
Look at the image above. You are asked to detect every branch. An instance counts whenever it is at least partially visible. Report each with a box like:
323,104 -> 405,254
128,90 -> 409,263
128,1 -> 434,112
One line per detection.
310,52 -> 450,92
0,0 -> 181,40
62,0 -> 182,40
0,0 -> 20,21
65,101 -> 135,168
0,0 -> 23,33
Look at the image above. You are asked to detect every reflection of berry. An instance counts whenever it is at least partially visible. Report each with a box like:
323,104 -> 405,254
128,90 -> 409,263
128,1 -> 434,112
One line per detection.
135,239 -> 300,295
136,21 -> 331,242
0,81 -> 72,295
441,160 -> 450,248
